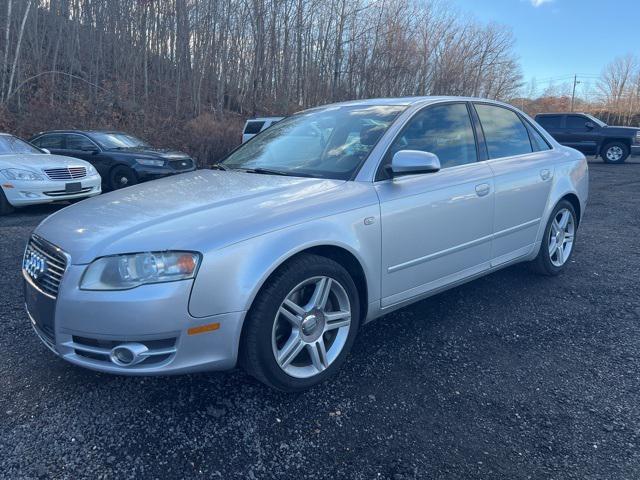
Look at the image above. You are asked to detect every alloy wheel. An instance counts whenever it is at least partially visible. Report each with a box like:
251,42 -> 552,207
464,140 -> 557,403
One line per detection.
548,208 -> 575,267
271,276 -> 352,379
606,146 -> 623,162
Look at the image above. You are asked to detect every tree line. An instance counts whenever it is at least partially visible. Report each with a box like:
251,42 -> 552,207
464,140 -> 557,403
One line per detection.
0,0 -> 523,163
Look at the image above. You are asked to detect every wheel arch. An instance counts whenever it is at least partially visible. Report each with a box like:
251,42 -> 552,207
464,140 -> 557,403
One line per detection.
247,244 -> 369,323
560,192 -> 581,226
600,137 -> 631,153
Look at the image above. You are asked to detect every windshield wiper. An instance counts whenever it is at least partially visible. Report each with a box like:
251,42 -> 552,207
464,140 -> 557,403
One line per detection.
210,163 -> 229,171
241,167 -> 295,177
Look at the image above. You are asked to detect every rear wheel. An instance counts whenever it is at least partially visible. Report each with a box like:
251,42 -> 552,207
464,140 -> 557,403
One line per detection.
240,254 -> 360,391
0,188 -> 15,215
109,166 -> 137,190
601,141 -> 629,164
530,200 -> 577,276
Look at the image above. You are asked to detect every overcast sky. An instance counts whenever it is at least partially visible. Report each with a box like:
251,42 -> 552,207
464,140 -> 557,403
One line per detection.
453,0 -> 638,95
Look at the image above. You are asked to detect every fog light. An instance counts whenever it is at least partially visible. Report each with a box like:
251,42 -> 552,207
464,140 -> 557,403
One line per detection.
109,343 -> 149,366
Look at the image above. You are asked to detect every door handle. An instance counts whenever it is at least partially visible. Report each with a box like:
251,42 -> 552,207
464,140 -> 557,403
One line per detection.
475,183 -> 491,197
540,169 -> 552,181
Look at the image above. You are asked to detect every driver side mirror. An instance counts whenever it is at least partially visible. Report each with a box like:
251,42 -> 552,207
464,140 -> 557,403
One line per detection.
388,150 -> 441,177
585,121 -> 595,130
81,146 -> 99,154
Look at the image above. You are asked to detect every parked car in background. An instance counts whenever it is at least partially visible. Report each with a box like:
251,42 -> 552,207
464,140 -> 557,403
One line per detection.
23,97 -> 588,391
0,133 -> 101,215
30,130 -> 196,191
535,112 -> 640,164
242,117 -> 284,143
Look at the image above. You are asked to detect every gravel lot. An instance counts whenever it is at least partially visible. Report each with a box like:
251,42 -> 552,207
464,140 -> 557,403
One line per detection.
1,158 -> 639,479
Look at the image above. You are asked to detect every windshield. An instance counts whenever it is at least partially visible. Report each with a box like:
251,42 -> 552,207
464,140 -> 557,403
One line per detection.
90,132 -> 149,150
0,135 -> 42,155
585,114 -> 607,127
223,105 -> 407,180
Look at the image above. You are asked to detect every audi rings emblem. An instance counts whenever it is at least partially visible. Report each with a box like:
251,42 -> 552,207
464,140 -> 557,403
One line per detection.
24,250 -> 48,281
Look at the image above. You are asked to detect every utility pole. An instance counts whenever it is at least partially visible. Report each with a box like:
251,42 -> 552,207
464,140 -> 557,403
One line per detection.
570,74 -> 581,112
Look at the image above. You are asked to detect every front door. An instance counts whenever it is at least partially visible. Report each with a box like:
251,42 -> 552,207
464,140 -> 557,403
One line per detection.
375,102 -> 495,308
563,115 -> 598,155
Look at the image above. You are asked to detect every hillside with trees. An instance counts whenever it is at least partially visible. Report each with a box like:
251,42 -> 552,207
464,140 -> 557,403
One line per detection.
0,0 -> 523,164
1,1 -> 638,165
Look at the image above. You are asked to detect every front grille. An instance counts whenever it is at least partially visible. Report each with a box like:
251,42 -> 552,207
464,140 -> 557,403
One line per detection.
168,158 -> 194,171
23,235 -> 68,298
43,187 -> 93,197
43,167 -> 87,180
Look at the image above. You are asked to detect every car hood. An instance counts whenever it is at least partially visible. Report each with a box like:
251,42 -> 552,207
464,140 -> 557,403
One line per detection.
34,170 -> 360,264
602,125 -> 640,135
0,153 -> 92,171
106,147 -> 191,159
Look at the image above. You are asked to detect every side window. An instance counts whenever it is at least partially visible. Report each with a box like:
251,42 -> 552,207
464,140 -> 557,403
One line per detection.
566,115 -> 588,131
525,122 -> 552,151
475,104 -> 533,159
65,134 -> 97,151
244,121 -> 265,135
381,103 -> 477,177
536,115 -> 561,130
32,134 -> 63,149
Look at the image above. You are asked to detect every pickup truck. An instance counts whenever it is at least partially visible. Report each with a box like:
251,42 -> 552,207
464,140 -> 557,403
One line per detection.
535,112 -> 640,163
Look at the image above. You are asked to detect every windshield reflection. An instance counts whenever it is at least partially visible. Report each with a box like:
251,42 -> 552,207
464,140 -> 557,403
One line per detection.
223,105 -> 406,180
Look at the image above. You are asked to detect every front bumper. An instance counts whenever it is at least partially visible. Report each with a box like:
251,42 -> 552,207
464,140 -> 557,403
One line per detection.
3,175 -> 101,206
25,263 -> 246,375
133,165 -> 197,182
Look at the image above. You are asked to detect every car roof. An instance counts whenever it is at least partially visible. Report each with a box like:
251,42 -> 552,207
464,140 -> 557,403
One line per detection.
303,96 -> 517,111
33,129 -> 127,136
535,112 -> 589,116
246,117 -> 284,122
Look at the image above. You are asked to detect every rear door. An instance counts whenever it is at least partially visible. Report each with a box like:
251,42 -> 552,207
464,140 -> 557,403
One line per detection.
474,103 -> 554,266
31,133 -> 65,155
536,115 -> 563,142
376,102 -> 495,308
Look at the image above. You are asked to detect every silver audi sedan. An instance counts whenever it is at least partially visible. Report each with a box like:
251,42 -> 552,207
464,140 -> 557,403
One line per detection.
23,97 -> 588,391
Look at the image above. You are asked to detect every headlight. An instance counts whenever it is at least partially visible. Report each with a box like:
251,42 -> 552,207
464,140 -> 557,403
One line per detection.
80,251 -> 201,290
1,168 -> 44,181
136,159 -> 165,167
86,164 -> 97,175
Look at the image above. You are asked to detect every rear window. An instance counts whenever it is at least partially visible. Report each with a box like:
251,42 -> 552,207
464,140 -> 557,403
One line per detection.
32,134 -> 63,149
536,115 -> 562,130
244,121 -> 265,135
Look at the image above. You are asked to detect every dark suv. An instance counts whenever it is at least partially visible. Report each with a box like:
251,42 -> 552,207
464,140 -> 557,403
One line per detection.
535,113 -> 640,164
30,130 -> 197,190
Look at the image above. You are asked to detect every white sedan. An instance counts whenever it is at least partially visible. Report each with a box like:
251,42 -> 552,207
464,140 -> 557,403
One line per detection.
0,133 -> 101,214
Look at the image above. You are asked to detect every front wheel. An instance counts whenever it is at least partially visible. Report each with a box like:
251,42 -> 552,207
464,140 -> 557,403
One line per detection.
109,166 -> 138,190
601,142 -> 629,164
530,200 -> 577,276
240,254 -> 360,392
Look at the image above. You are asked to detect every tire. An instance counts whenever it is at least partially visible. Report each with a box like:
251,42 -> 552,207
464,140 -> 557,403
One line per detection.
0,188 -> 15,215
240,253 -> 360,392
109,166 -> 137,190
601,141 -> 629,164
530,200 -> 578,276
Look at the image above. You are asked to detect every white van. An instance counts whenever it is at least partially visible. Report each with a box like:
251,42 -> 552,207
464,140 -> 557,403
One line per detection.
242,117 -> 284,143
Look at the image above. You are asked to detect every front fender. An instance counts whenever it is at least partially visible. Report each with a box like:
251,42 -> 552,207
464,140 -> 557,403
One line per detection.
188,202 -> 381,319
